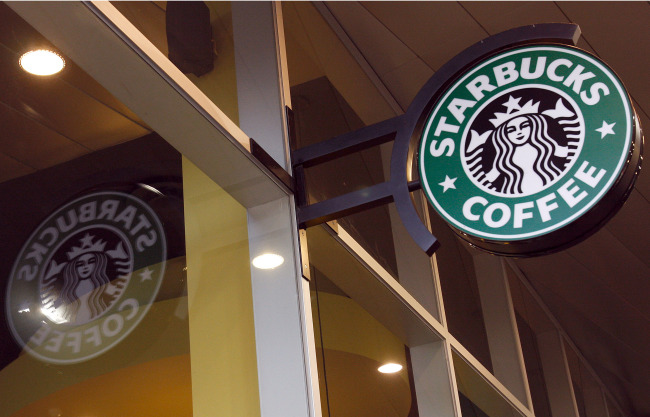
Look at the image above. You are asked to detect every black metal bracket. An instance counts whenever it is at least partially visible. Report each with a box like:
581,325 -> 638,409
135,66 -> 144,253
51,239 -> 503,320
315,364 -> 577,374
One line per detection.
290,23 -> 582,257
250,138 -> 294,192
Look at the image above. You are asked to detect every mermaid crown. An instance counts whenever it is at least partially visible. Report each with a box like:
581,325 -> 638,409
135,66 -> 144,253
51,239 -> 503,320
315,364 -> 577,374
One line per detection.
67,233 -> 106,260
490,96 -> 540,128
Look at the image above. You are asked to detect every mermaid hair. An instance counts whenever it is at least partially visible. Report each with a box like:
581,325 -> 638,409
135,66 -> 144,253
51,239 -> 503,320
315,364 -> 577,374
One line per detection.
491,114 -> 563,194
60,252 -> 110,321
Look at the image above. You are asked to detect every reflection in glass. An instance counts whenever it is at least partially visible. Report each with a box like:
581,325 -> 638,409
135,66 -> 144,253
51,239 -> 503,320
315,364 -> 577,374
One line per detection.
564,340 -> 608,417
110,1 -> 240,125
432,211 -> 493,373
453,351 -> 524,417
0,136 -> 191,416
507,266 -> 554,417
307,225 -> 420,417
311,270 -> 419,417
0,8 -> 193,416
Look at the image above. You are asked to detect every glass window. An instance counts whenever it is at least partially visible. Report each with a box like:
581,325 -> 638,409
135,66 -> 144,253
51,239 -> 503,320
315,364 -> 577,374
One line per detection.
284,2 -> 442,322
110,1 -> 240,125
564,340 -> 607,417
0,7 -> 257,417
432,211 -> 493,374
507,265 -> 554,417
307,225 -> 424,417
453,351 -> 525,417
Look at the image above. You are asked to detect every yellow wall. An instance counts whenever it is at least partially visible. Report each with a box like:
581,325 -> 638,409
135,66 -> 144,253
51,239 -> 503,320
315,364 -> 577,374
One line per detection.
2,158 -> 260,417
183,157 -> 260,417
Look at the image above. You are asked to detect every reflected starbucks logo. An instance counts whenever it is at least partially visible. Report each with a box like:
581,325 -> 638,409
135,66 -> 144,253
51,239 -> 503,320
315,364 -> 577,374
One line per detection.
39,230 -> 133,325
6,191 -> 166,364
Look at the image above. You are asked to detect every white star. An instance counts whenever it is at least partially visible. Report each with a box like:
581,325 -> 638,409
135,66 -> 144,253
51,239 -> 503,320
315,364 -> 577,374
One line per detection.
502,96 -> 522,113
80,233 -> 94,247
596,121 -> 616,139
139,267 -> 153,282
439,175 -> 457,193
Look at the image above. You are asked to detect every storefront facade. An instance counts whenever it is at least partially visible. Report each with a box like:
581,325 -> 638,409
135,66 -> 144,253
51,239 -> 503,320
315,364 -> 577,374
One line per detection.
1,2 -> 647,417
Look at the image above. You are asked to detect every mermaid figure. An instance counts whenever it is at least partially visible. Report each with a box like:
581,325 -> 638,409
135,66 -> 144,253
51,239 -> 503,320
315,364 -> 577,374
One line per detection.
40,233 -> 130,325
466,95 -> 580,196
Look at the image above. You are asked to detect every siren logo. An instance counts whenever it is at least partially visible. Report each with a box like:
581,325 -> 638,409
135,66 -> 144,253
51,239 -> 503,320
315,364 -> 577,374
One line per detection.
463,88 -> 584,197
419,45 -> 635,243
6,191 -> 166,364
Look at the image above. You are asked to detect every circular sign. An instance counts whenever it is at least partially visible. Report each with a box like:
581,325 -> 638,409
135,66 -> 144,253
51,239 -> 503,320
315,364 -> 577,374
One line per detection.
418,44 -> 642,255
5,191 -> 166,364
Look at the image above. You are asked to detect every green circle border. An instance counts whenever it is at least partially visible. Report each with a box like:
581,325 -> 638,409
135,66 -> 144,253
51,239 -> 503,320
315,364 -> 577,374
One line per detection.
5,191 -> 167,364
418,44 -> 633,241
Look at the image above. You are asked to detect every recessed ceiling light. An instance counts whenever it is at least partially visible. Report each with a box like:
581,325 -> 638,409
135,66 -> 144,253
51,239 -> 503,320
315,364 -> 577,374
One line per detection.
19,49 -> 65,76
252,253 -> 284,270
378,363 -> 403,374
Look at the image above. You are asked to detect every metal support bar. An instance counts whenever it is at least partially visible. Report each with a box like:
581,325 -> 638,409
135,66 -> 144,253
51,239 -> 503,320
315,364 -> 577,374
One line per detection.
250,138 -> 294,192
297,181 -> 394,228
291,115 -> 404,167
290,23 -> 581,258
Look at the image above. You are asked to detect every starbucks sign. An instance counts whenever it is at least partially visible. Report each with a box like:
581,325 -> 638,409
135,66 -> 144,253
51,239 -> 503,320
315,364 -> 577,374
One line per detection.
6,190 -> 167,364
418,44 -> 642,255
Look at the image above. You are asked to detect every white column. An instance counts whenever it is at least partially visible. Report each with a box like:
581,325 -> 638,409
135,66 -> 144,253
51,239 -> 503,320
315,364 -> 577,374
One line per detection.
233,1 -> 291,169
410,341 -> 461,417
473,253 -> 532,408
537,330 -> 580,417
233,3 -> 319,417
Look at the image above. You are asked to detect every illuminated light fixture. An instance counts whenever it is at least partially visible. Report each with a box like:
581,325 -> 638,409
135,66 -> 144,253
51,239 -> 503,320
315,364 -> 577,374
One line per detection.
252,253 -> 284,270
137,183 -> 164,196
19,49 -> 65,76
378,363 -> 403,374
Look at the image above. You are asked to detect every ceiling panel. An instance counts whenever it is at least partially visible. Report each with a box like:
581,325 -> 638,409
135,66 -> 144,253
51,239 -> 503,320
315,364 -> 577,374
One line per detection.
379,59 -> 433,110
531,280 -> 650,415
362,2 -> 487,71
0,151 -> 33,183
557,2 -> 650,121
517,251 -> 650,360
0,47 -> 149,150
567,226 -> 650,316
0,104 -> 87,170
284,2 -> 396,125
0,2 -> 152,184
0,2 -> 148,127
605,190 -> 650,269
326,2 -> 420,77
462,2 -> 570,35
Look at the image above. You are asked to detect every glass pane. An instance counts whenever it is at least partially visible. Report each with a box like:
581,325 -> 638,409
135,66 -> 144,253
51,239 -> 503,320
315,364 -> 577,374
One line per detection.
564,340 -> 607,417
110,1 -> 240,125
307,225 -> 424,417
1,134 -> 191,416
284,1 -> 407,287
432,209 -> 493,373
506,265 -> 554,417
0,6 -> 257,417
284,1 -> 444,324
453,351 -> 525,417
